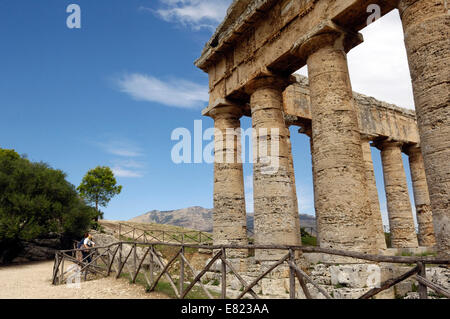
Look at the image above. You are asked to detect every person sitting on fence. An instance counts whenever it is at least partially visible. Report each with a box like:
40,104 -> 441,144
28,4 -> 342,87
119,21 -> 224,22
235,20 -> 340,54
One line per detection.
82,234 -> 95,263
76,233 -> 89,262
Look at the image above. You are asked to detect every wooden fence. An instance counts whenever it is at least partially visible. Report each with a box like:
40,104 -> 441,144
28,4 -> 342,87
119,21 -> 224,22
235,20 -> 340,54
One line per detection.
52,242 -> 449,299
116,223 -> 213,245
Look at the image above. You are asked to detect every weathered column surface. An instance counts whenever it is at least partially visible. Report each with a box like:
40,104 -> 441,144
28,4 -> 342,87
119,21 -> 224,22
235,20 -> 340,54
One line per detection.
247,75 -> 301,261
376,141 -> 418,248
406,145 -> 436,247
361,138 -> 387,250
208,104 -> 248,258
298,29 -> 378,254
398,0 -> 449,256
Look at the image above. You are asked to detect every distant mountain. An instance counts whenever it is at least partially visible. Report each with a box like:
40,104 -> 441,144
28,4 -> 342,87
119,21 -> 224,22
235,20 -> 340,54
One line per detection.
130,206 -> 214,232
130,206 -> 316,234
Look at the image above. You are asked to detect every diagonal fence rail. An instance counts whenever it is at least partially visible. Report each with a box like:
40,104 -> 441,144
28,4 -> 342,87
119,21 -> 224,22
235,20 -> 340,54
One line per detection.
52,242 -> 450,299
116,223 -> 213,245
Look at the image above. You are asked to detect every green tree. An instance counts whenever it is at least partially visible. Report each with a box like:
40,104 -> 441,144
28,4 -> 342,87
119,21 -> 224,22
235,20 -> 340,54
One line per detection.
0,149 -> 96,262
77,166 -> 122,221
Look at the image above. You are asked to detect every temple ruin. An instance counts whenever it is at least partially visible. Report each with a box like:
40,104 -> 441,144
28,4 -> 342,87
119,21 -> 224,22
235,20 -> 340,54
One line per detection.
195,0 -> 449,260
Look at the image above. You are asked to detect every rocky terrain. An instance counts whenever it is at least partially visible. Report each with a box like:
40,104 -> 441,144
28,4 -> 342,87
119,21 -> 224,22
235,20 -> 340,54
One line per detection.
130,206 -> 317,233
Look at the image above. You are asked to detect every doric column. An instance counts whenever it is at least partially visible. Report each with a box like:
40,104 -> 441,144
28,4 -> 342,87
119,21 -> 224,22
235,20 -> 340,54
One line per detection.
398,0 -> 449,257
206,102 -> 248,259
361,137 -> 387,250
375,141 -> 418,248
295,23 -> 377,254
406,145 -> 436,247
246,75 -> 301,261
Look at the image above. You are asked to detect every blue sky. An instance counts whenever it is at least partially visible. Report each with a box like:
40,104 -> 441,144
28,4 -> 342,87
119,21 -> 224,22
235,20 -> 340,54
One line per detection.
0,1 -> 417,227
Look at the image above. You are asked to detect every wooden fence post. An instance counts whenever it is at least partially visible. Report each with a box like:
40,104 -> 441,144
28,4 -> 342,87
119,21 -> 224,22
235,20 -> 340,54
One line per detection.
417,262 -> 428,299
289,248 -> 295,299
133,243 -> 137,277
221,247 -> 227,299
180,246 -> 185,296
149,245 -> 154,285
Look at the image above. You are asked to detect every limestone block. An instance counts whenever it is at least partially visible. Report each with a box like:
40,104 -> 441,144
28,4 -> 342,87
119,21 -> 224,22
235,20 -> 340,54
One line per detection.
333,288 -> 371,299
330,264 -> 381,289
261,278 -> 288,296
426,267 -> 450,290
394,281 -> 414,298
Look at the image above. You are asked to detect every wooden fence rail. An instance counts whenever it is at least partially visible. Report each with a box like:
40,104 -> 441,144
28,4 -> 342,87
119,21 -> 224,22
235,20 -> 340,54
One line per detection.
52,242 -> 450,300
117,223 -> 213,245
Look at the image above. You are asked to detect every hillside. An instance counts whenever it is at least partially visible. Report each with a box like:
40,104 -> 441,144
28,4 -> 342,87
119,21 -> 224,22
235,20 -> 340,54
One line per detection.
129,206 -> 317,233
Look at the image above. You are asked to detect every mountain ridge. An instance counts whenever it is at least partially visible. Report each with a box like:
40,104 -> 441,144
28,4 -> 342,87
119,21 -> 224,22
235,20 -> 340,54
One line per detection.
129,206 -> 316,233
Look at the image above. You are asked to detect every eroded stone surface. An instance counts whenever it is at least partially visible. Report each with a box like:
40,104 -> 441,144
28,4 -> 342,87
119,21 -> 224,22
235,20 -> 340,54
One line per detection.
406,146 -> 436,247
376,141 -> 418,248
398,0 -> 450,258
306,34 -> 377,255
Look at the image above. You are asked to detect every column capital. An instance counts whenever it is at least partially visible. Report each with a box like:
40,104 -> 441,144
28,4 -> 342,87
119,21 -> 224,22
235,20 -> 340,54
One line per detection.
373,139 -> 404,151
291,21 -> 363,61
298,123 -> 312,138
360,134 -> 376,143
244,72 -> 295,95
202,98 -> 243,119
404,144 -> 422,156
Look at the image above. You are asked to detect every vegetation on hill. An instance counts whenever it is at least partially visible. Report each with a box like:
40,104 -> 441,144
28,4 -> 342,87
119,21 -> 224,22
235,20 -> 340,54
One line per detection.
0,149 -> 97,263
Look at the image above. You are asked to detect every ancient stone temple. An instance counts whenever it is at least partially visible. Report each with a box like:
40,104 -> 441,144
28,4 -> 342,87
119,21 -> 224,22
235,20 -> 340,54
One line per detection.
195,0 -> 448,259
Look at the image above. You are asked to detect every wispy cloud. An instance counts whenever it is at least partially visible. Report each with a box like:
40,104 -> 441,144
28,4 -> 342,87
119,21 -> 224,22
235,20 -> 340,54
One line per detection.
111,166 -> 145,178
111,159 -> 146,178
96,138 -> 144,157
93,138 -> 147,178
143,0 -> 231,31
115,73 -> 208,109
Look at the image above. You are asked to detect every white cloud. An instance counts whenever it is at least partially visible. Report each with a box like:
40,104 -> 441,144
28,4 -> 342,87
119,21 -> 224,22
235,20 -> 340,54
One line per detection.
348,10 -> 414,109
116,73 -> 209,109
147,0 -> 231,31
111,167 -> 145,178
96,138 -> 144,157
296,10 -> 415,110
93,138 -> 147,178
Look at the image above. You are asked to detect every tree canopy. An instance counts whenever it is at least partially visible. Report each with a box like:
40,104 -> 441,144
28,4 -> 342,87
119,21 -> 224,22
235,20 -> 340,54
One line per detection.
77,166 -> 122,220
0,149 -> 96,261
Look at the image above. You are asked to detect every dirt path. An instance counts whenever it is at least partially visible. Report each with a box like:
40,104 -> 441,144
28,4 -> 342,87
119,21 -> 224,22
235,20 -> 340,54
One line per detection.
0,261 -> 169,299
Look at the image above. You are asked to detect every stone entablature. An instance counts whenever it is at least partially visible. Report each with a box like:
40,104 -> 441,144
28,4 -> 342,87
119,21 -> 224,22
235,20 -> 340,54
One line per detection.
204,75 -> 420,145
195,0 -> 399,103
283,75 -> 420,144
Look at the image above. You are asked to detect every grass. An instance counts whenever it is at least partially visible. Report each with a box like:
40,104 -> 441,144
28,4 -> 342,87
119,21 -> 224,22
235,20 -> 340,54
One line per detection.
300,227 -> 317,246
125,272 -> 221,299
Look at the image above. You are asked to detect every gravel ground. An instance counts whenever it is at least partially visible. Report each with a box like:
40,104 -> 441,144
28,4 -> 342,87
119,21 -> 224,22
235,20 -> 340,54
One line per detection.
0,261 -> 169,299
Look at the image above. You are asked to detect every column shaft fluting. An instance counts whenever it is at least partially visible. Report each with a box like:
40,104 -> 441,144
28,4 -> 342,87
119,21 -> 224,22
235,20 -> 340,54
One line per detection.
398,0 -> 449,256
248,76 -> 301,261
378,141 -> 418,248
407,146 -> 436,247
306,36 -> 377,254
211,105 -> 248,258
361,138 -> 387,250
